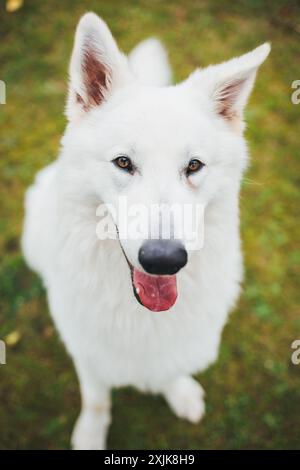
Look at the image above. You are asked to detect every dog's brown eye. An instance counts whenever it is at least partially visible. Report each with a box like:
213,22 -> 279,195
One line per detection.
186,159 -> 205,176
113,156 -> 134,173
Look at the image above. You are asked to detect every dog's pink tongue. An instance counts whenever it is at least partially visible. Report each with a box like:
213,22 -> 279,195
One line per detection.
133,268 -> 177,312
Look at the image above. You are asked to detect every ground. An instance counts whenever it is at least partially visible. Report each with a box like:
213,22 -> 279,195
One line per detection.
0,0 -> 300,449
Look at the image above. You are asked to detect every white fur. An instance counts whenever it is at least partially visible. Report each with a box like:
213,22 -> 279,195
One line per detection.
22,13 -> 270,449
129,37 -> 172,86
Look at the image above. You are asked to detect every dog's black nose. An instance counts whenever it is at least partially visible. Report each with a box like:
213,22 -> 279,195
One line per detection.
138,240 -> 188,275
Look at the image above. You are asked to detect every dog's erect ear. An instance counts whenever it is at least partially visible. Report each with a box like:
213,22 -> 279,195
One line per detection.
66,13 -> 131,121
188,43 -> 270,132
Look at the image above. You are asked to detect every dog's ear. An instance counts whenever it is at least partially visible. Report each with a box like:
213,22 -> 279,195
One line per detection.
66,13 -> 131,121
188,43 -> 270,132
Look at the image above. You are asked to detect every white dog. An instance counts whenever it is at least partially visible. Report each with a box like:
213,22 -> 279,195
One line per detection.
22,12 -> 270,449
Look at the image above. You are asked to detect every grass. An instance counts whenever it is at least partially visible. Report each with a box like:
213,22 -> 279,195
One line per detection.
0,0 -> 300,449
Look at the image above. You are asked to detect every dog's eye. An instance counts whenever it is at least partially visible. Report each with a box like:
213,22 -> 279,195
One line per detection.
113,156 -> 134,173
186,158 -> 205,176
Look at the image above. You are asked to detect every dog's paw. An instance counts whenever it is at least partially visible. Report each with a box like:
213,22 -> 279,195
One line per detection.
163,376 -> 205,424
71,409 -> 110,450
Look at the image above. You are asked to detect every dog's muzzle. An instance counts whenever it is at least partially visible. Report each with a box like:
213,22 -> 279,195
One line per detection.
138,240 -> 187,275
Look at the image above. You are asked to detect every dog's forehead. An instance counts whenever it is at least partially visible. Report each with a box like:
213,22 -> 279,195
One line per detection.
97,85 -> 215,150
112,85 -> 203,123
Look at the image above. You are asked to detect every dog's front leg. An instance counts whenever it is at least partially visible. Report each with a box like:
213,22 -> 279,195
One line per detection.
162,376 -> 205,424
71,358 -> 111,450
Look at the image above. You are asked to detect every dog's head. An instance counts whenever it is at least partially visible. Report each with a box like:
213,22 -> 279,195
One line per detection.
63,13 -> 270,312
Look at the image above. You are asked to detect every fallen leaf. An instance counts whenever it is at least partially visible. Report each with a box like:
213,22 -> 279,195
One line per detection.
6,0 -> 24,13
5,330 -> 21,347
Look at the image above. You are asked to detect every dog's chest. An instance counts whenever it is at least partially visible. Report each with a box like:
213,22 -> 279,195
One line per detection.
49,248 -> 236,389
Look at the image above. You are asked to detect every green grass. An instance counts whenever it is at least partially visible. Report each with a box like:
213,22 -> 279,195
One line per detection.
0,0 -> 300,449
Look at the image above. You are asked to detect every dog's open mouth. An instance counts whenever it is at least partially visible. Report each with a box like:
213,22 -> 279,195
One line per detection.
117,231 -> 178,312
131,266 -> 177,312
